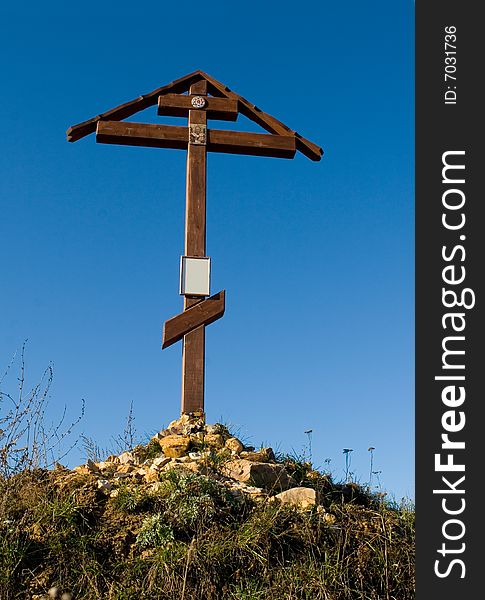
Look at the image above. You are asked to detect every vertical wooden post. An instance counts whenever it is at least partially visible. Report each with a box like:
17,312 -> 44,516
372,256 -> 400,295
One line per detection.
181,80 -> 208,415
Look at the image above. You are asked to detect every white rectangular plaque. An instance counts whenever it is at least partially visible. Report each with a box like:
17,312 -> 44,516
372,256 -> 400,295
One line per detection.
180,256 -> 211,296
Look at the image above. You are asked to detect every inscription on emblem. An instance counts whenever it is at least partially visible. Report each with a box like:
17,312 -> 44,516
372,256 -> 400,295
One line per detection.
189,124 -> 207,145
191,96 -> 207,109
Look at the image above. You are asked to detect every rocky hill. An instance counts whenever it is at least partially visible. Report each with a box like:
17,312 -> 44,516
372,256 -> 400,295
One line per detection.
0,413 -> 415,599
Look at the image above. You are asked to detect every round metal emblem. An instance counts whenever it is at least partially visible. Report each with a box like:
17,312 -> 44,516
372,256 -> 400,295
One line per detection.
191,96 -> 207,109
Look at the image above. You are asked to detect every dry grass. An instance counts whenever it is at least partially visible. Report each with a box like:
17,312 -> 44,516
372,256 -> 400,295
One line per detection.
0,462 -> 414,599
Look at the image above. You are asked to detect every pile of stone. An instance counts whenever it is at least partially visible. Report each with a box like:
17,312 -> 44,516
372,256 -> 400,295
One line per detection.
71,413 -> 324,510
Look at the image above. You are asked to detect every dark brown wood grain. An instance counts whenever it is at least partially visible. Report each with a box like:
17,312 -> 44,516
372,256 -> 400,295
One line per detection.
181,324 -> 205,414
184,80 -> 207,257
96,121 -> 187,149
96,121 -> 296,158
158,94 -> 238,121
181,79 -> 208,415
208,129 -> 296,158
162,291 -> 225,349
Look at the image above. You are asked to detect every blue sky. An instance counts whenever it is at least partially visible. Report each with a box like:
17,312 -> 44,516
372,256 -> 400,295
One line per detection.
0,2 -> 414,499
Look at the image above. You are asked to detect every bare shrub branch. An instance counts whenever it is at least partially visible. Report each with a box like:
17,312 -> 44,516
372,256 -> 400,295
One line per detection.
0,342 -> 84,478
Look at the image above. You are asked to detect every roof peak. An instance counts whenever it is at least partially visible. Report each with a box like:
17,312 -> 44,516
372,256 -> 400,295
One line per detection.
66,70 -> 323,161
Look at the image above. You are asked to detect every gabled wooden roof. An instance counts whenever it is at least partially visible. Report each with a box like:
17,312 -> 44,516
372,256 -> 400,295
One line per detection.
66,70 -> 323,161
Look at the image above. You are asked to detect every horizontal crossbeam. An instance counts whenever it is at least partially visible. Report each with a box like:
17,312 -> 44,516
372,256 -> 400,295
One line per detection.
96,121 -> 296,159
158,94 -> 238,121
162,290 -> 225,349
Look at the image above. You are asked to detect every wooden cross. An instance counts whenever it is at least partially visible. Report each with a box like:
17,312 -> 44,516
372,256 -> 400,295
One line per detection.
67,70 -> 322,417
